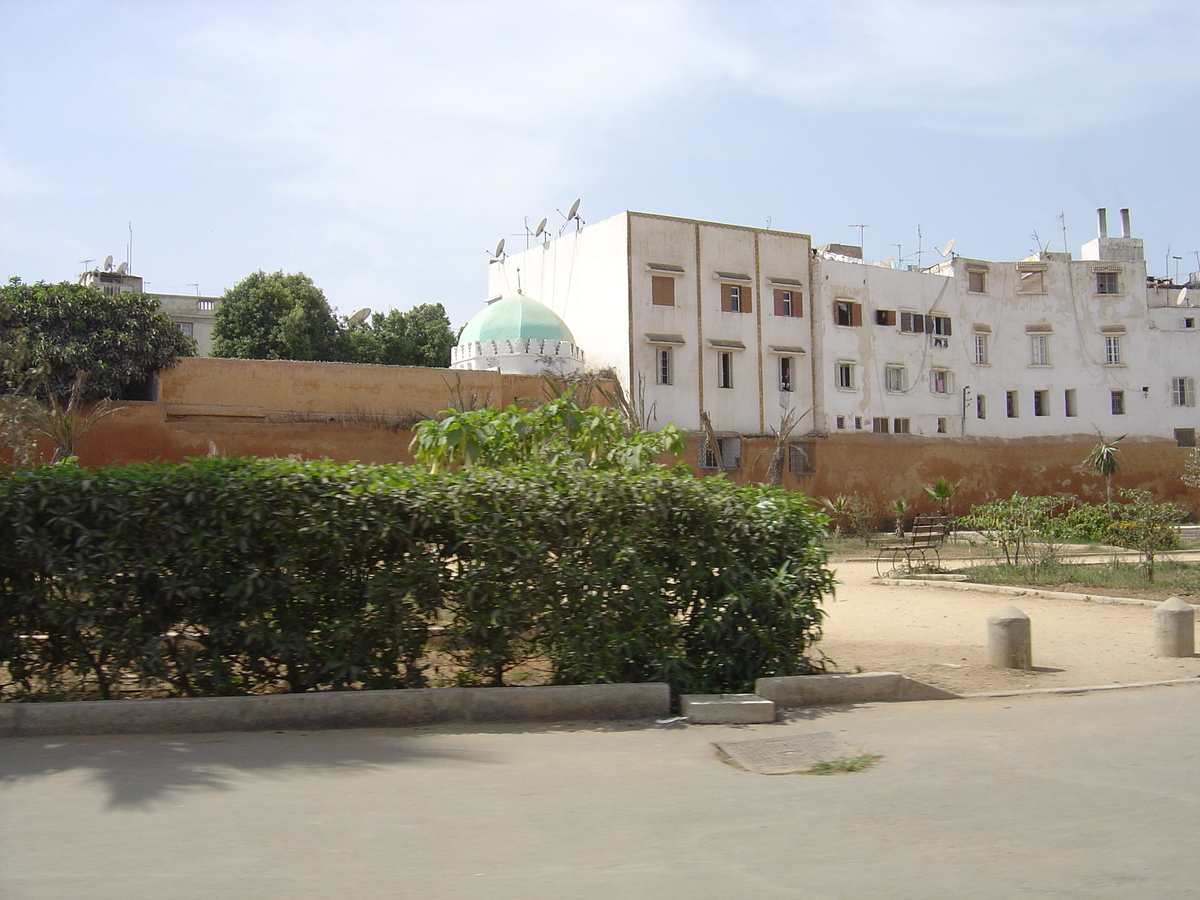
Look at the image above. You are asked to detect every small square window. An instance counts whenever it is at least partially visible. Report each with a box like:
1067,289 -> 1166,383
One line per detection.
1064,389 -> 1077,417
1033,390 -> 1049,417
1175,428 -> 1196,448
1096,271 -> 1119,294
788,442 -> 815,475
651,275 -> 675,307
872,417 -> 889,434
968,269 -> 986,293
876,309 -> 896,326
835,300 -> 862,327
885,365 -> 907,393
836,415 -> 846,429
1018,269 -> 1044,293
836,362 -> 855,390
854,416 -> 863,430
930,369 -> 952,395
720,282 -> 752,313
1172,377 -> 1196,407
1007,391 -> 1019,418
893,418 -> 910,434
1184,317 -> 1195,329
1111,390 -> 1125,415
1030,334 -> 1050,366
774,289 -> 802,317
899,311 -> 924,334
699,437 -> 741,470
178,322 -> 194,337
936,417 -> 947,434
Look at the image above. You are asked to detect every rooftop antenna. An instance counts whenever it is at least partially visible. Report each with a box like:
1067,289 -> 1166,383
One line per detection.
488,237 -> 506,264
765,215 -> 772,230
127,221 -> 133,272
849,223 -> 867,257
892,243 -> 902,266
1174,256 -> 1183,283
103,254 -> 114,272
916,223 -> 923,269
186,283 -> 199,297
557,198 -> 583,235
516,267 -> 522,294
79,258 -> 95,272
348,307 -> 371,326
1059,211 -> 1068,255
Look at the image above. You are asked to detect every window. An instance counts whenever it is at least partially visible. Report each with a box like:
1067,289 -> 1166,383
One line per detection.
1030,334 -> 1050,366
930,369 -> 952,395
976,395 -> 986,419
1111,390 -> 1125,415
930,315 -> 952,336
1064,389 -> 1078,417
968,269 -> 987,293
774,289 -> 802,317
1006,391 -> 1019,418
885,365 -> 907,393
836,362 -> 855,390
720,283 -> 751,313
876,309 -> 896,326
788,442 -> 815,475
1172,377 -> 1196,407
651,275 -> 675,307
854,416 -> 863,430
836,415 -> 846,429
699,436 -> 741,470
1185,317 -> 1196,330
779,356 -> 793,392
1175,428 -> 1197,448
1105,336 -> 1122,366
657,348 -> 673,385
1096,271 -> 1119,294
872,417 -> 889,433
1018,269 -> 1045,293
197,299 -> 216,311
717,352 -> 734,389
177,322 -> 194,337
1033,390 -> 1049,417
899,311 -> 924,334
937,417 -> 947,434
974,334 -> 989,365
835,300 -> 863,327
893,418 -> 910,434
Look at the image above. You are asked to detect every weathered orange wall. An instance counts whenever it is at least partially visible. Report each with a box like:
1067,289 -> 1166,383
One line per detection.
41,358 -> 1199,518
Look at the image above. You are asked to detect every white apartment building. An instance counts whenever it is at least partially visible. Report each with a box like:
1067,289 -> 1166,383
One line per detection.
484,208 -> 1199,455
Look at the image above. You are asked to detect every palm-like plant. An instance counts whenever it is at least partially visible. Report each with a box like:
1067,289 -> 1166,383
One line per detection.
1084,432 -> 1126,507
891,498 -> 908,538
922,476 -> 956,518
821,494 -> 850,539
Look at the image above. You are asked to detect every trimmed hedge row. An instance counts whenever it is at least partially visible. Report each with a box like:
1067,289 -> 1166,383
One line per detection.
0,458 -> 833,699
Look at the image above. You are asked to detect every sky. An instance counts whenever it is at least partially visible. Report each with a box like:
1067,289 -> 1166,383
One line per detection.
2,0 -> 1198,329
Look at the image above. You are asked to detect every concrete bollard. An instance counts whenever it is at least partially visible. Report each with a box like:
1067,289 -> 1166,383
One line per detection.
987,605 -> 1032,670
1154,597 -> 1195,658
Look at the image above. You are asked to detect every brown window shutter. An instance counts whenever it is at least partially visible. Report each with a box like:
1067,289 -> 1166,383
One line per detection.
851,302 -> 863,327
796,292 -> 803,317
743,286 -> 752,314
721,283 -> 733,312
943,318 -> 952,336
924,315 -> 934,334
914,314 -> 925,333
774,289 -> 786,317
651,276 -> 675,307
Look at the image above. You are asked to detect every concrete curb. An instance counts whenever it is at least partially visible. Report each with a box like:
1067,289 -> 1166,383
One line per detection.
963,677 -> 1200,700
0,682 -> 671,738
755,672 -> 961,707
879,577 -> 1174,609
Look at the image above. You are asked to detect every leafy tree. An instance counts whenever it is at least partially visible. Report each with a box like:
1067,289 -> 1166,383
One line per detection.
338,304 -> 455,367
0,277 -> 194,401
212,270 -> 341,361
409,392 -> 686,474
1103,489 -> 1184,582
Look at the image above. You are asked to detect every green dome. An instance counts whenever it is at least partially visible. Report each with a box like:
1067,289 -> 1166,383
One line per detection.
459,294 -> 576,344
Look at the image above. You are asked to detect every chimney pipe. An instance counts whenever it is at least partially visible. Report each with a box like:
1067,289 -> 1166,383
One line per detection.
1120,208 -> 1131,238
1097,208 -> 1108,238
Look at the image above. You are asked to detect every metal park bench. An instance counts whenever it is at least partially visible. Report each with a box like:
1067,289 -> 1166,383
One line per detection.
875,515 -> 949,577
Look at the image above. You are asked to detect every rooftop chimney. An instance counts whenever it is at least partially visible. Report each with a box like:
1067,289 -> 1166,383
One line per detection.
1097,208 -> 1108,238
1120,208 -> 1131,238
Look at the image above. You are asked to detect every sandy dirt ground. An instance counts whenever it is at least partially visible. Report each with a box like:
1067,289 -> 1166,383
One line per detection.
815,556 -> 1200,695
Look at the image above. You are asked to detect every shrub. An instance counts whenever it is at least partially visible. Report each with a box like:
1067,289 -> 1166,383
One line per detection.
0,458 -> 833,699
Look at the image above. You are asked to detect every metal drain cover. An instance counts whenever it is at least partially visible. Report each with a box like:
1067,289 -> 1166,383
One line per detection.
715,732 -> 858,775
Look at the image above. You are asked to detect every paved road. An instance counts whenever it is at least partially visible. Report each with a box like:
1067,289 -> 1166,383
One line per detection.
4,683 -> 1200,899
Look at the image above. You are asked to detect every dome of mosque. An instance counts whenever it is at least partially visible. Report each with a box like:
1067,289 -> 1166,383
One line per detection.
458,293 -> 576,345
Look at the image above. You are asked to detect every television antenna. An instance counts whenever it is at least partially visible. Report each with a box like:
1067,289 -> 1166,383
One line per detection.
103,254 -> 114,272
488,238 -> 506,263
348,307 -> 371,326
80,258 -> 95,271
557,198 -> 583,235
849,223 -> 867,257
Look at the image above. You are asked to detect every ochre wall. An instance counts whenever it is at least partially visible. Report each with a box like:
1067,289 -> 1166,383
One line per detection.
42,358 -> 1200,519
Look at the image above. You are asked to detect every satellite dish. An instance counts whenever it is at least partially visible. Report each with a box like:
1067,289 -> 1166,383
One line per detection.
1177,287 -> 1189,307
103,255 -> 114,271
883,257 -> 895,268
534,217 -> 547,238
115,261 -> 128,275
348,307 -> 371,325
567,198 -> 580,221
493,238 -> 506,258
940,239 -> 956,258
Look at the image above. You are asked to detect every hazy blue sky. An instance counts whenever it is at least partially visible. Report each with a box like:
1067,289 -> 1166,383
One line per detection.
2,0 -> 1197,328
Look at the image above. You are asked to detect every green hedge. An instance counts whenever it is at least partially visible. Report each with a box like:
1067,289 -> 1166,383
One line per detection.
0,458 -> 832,699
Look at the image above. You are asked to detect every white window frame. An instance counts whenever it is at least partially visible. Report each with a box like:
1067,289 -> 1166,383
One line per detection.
717,352 -> 734,389
930,368 -> 952,395
1096,271 -> 1119,294
1030,334 -> 1050,366
779,356 -> 793,393
974,334 -> 989,365
885,365 -> 907,393
657,347 -> 673,385
1111,390 -> 1125,415
1105,335 -> 1123,366
836,361 -> 855,391
1172,376 -> 1196,407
